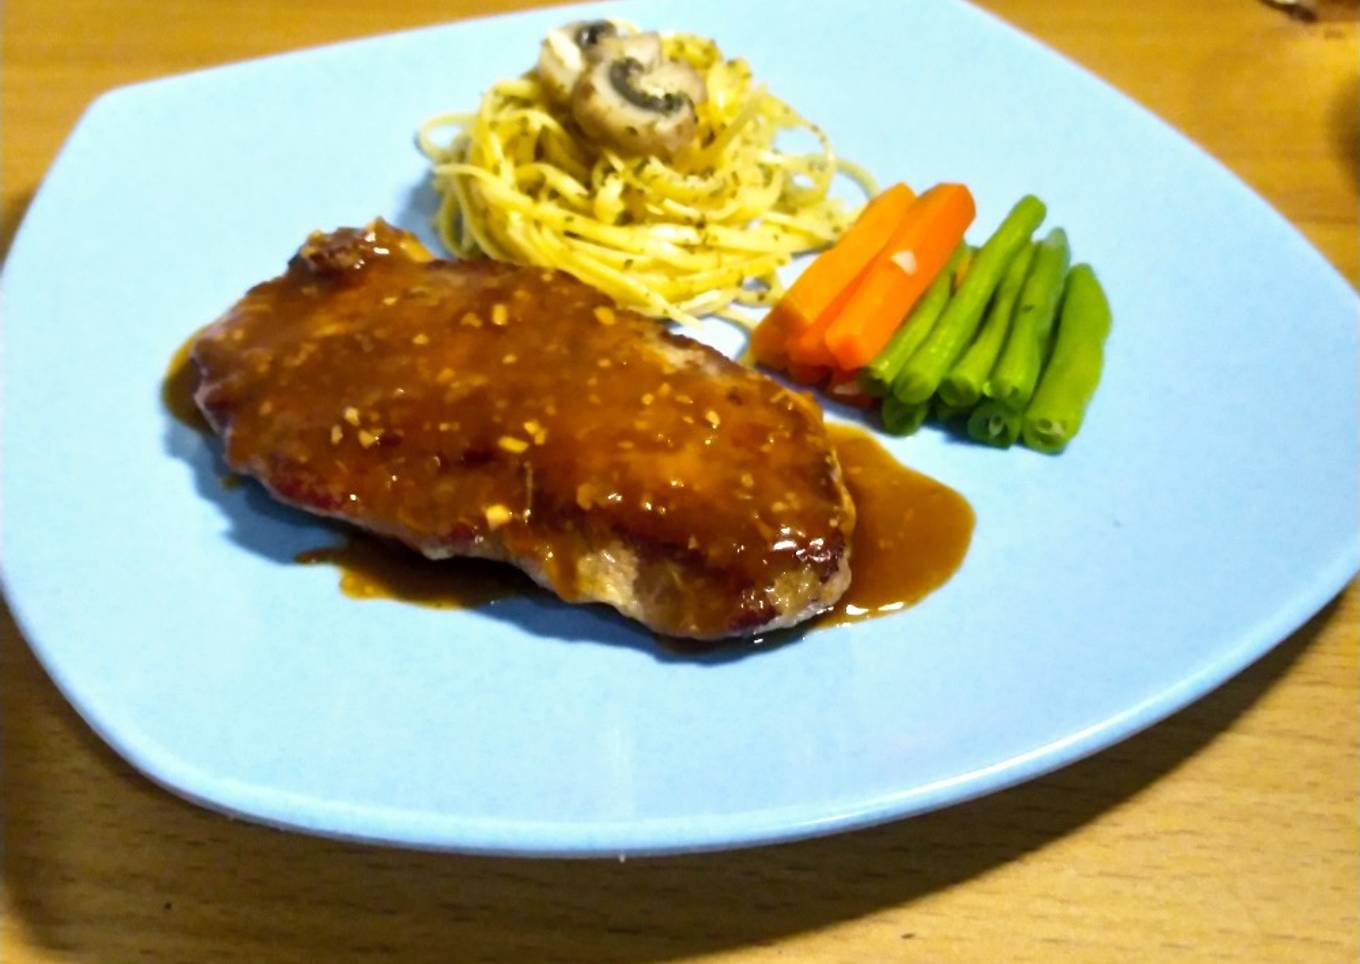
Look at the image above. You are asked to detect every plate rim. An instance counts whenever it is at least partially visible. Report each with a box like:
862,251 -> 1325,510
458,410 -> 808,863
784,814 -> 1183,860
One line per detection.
8,541 -> 1352,857
2,0 -> 1357,857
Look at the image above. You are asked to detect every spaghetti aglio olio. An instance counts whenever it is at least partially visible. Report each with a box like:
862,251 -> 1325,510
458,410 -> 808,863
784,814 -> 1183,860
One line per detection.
417,30 -> 875,326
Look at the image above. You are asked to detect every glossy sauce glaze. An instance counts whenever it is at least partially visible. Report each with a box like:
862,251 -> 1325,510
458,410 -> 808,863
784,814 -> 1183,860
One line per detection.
820,424 -> 973,625
188,222 -> 854,638
166,287 -> 972,635
291,426 -> 972,630
167,334 -> 243,487
163,332 -> 209,433
297,538 -> 536,608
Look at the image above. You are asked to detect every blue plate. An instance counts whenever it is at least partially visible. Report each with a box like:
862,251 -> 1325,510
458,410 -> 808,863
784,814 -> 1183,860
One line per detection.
2,0 -> 1355,856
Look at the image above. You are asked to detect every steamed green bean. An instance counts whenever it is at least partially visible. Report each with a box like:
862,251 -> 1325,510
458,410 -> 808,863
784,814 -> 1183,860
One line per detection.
858,245 -> 967,398
985,227 -> 1070,411
892,195 -> 1047,404
939,241 -> 1037,408
1021,264 -> 1112,453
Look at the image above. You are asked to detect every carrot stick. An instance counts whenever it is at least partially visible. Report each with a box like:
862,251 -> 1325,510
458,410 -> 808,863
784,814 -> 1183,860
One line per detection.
821,183 -> 976,371
786,278 -> 857,366
750,313 -> 791,369
753,183 -> 916,367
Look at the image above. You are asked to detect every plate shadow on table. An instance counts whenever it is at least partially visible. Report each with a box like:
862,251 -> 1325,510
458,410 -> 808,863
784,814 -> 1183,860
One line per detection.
1,187 -> 37,266
0,593 -> 1343,963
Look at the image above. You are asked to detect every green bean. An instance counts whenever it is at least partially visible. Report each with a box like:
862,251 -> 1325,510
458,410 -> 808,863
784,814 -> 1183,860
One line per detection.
950,244 -> 978,291
967,400 -> 1022,448
881,395 -> 930,436
938,241 -> 1037,408
1021,265 -> 1112,453
858,245 -> 968,397
891,195 -> 1047,404
933,394 -> 974,425
985,227 -> 1070,411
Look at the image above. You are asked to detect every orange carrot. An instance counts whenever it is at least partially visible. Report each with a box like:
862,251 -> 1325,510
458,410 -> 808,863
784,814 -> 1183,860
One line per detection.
785,278 -> 857,366
752,183 -> 916,367
822,183 -> 976,371
750,312 -> 791,369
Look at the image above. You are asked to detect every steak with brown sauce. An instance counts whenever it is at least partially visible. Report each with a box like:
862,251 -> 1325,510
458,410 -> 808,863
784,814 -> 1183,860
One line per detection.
192,222 -> 854,638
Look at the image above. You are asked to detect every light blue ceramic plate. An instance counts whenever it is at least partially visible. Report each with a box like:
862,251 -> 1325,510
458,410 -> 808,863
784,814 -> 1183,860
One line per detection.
2,0 -> 1356,857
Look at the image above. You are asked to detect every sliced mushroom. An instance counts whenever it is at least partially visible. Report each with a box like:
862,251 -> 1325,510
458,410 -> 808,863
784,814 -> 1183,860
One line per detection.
590,32 -> 664,70
570,49 -> 707,160
537,20 -> 644,104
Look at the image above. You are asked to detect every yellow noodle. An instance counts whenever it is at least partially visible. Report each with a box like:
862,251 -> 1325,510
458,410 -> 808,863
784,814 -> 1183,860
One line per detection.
417,31 -> 875,325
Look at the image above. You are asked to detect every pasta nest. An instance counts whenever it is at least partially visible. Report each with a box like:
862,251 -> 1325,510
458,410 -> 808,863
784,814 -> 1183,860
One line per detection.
418,32 -> 873,326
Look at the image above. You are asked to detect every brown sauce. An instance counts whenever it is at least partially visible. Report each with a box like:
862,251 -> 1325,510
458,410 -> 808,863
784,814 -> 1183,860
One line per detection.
297,539 -> 533,609
166,331 -> 245,492
166,309 -> 973,634
290,424 -> 973,628
819,424 -> 974,626
191,222 -> 857,638
163,330 -> 209,433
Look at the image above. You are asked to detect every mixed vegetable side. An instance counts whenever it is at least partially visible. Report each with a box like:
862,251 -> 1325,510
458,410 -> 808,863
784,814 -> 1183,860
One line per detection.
751,183 -> 1112,452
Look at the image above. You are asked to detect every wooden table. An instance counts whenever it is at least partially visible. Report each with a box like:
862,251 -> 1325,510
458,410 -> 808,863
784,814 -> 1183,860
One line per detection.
2,1 -> 1356,960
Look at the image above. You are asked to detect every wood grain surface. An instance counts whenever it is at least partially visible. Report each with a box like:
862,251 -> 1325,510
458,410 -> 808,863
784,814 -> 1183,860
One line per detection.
2,1 -> 1357,961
